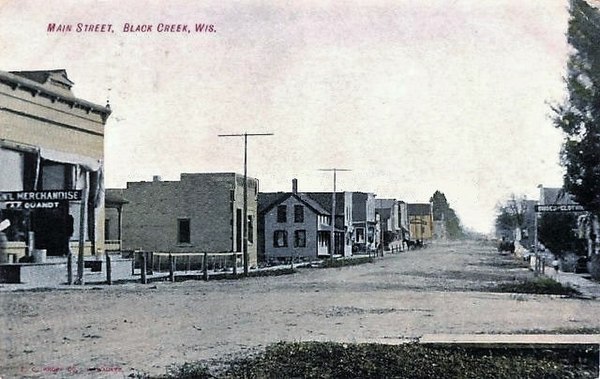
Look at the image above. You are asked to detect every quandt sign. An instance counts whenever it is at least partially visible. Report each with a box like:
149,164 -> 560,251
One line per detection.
0,190 -> 83,210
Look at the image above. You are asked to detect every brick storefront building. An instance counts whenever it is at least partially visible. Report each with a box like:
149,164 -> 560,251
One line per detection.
107,173 -> 259,267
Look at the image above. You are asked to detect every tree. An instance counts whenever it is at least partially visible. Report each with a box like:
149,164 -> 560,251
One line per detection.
495,195 -> 527,235
430,190 -> 464,239
538,212 -> 585,258
552,0 -> 600,217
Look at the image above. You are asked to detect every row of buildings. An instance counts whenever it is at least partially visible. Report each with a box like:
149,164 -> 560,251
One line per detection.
104,175 -> 435,266
0,69 -> 434,267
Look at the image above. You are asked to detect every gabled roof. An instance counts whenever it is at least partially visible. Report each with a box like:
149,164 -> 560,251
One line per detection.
541,187 -> 578,205
258,192 -> 330,216
304,192 -> 346,214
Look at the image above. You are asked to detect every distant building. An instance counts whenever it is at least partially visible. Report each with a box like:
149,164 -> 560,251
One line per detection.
351,192 -> 377,252
407,203 -> 434,241
0,69 -> 111,261
304,191 -> 354,257
375,198 -> 402,250
397,201 -> 409,241
106,173 -> 258,267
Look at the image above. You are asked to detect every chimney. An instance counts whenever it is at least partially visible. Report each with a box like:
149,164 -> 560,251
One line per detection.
153,175 -> 162,182
292,178 -> 298,194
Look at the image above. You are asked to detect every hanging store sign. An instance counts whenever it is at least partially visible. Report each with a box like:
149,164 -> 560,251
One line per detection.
0,190 -> 82,209
534,204 -> 585,212
0,190 -> 82,202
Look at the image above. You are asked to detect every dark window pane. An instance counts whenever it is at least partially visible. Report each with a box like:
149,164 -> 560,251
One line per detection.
178,218 -> 190,244
294,205 -> 304,223
277,205 -> 287,223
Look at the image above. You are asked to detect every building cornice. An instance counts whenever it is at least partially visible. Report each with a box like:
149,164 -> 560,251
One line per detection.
0,70 -> 111,123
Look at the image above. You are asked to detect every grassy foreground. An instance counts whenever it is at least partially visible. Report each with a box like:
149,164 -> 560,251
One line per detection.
160,341 -> 598,379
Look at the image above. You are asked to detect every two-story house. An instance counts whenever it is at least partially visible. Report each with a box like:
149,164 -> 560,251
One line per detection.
258,179 -> 342,262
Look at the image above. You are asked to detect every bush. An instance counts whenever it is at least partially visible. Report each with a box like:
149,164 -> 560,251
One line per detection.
490,277 -> 581,296
589,254 -> 600,281
166,362 -> 212,379
320,257 -> 373,268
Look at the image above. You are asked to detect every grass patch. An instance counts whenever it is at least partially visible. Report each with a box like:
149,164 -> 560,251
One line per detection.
488,277 -> 581,296
510,327 -> 600,335
162,341 -> 598,378
484,259 -> 529,269
320,257 -> 374,268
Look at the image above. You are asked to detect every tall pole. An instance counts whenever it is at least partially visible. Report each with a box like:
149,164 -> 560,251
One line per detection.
243,133 -> 248,275
219,132 -> 273,275
319,168 -> 351,260
332,169 -> 336,259
77,171 -> 89,285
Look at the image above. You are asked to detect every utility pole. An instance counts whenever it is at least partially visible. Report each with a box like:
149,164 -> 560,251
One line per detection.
319,168 -> 351,261
219,132 -> 273,275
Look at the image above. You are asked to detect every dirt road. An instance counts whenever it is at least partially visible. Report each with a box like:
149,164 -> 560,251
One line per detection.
2,240 -> 599,378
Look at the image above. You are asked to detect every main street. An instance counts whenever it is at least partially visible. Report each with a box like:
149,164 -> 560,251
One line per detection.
2,240 -> 599,377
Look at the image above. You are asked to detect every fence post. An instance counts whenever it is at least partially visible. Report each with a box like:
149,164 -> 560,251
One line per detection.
203,252 -> 208,281
67,252 -> 73,285
233,253 -> 237,275
106,252 -> 112,285
141,252 -> 147,284
131,251 -> 136,275
169,253 -> 175,282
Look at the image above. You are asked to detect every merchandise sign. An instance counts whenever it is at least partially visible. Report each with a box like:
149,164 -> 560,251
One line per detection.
0,190 -> 83,210
534,204 -> 585,213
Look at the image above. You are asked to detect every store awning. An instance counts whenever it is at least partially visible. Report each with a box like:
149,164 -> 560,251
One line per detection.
39,147 -> 102,172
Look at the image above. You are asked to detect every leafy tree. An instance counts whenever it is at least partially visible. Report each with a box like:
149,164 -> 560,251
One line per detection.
552,0 -> 600,217
538,212 -> 586,258
430,190 -> 464,239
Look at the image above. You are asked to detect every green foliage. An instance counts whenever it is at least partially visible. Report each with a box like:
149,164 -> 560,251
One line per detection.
491,277 -> 581,297
538,212 -> 585,257
320,257 -> 373,268
170,342 -> 598,378
553,0 -> 600,216
166,362 -> 212,379
430,190 -> 465,239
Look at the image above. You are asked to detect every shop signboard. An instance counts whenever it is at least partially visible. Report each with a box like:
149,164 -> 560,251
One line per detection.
534,204 -> 585,213
0,190 -> 82,209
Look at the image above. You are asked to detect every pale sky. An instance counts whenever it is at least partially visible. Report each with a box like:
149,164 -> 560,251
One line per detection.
0,0 -> 571,233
